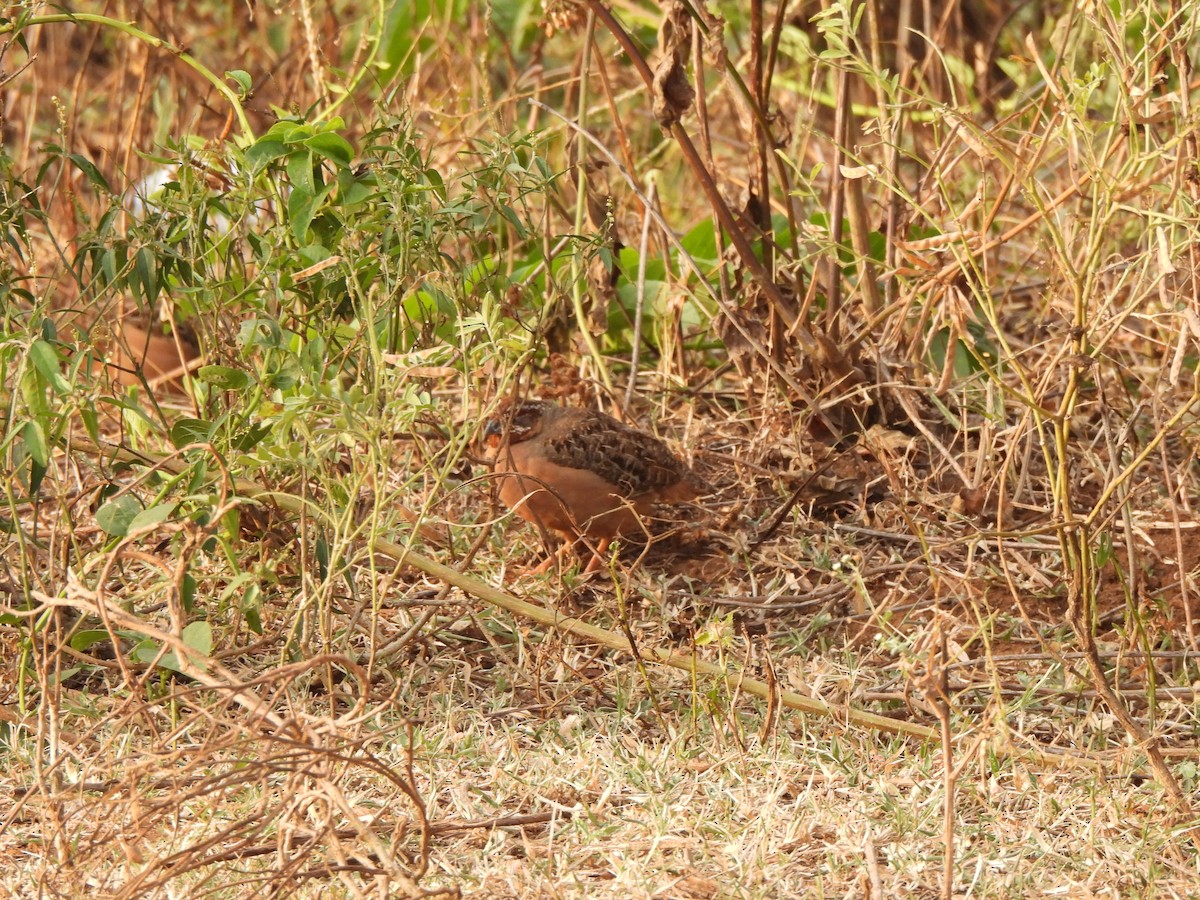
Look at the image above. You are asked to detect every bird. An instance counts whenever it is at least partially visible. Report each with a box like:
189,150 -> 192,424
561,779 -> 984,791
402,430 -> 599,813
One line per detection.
483,399 -> 702,573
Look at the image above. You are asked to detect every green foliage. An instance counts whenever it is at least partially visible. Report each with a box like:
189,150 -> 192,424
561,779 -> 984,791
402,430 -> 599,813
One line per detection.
132,621 -> 213,673
0,152 -> 39,309
927,323 -> 999,383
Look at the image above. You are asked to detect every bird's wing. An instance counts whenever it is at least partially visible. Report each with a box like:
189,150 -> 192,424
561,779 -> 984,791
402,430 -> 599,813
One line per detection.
541,410 -> 691,497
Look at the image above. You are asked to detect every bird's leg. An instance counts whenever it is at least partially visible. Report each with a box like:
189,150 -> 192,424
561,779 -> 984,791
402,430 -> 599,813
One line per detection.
528,540 -> 573,575
582,537 -> 612,574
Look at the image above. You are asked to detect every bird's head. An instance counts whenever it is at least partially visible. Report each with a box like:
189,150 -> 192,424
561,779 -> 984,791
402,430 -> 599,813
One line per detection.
483,399 -> 554,448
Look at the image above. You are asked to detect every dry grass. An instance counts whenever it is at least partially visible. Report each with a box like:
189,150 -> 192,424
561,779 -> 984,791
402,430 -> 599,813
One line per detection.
3,0 -> 1200,896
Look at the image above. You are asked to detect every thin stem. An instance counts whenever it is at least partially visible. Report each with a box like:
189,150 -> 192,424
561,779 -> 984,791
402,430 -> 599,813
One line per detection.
8,14 -> 254,141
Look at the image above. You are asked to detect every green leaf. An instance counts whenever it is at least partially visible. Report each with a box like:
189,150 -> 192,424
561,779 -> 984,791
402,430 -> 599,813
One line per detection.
260,120 -> 305,142
281,123 -> 316,145
239,317 -> 284,351
80,406 -> 99,442
377,0 -> 470,79
679,219 -> 719,264
245,139 -> 288,174
618,247 -> 667,283
20,359 -> 49,419
243,582 -> 263,635
496,203 -> 528,238
49,667 -> 83,686
304,132 -> 354,168
288,182 -> 330,242
135,621 -> 212,674
299,334 -> 328,376
316,534 -> 329,579
379,1 -> 424,82
225,69 -> 252,97
156,621 -> 214,673
132,246 -> 159,304
131,639 -> 160,666
264,356 -> 300,391
128,503 -> 176,533
170,417 -> 216,447
29,459 -> 46,495
182,621 -> 213,656
67,153 -> 111,192
233,423 -> 271,452
70,629 -> 114,652
181,572 -> 197,613
29,339 -> 70,395
96,494 -> 142,536
197,365 -> 252,391
186,459 -> 209,495
286,148 -> 317,197
21,419 -> 48,467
